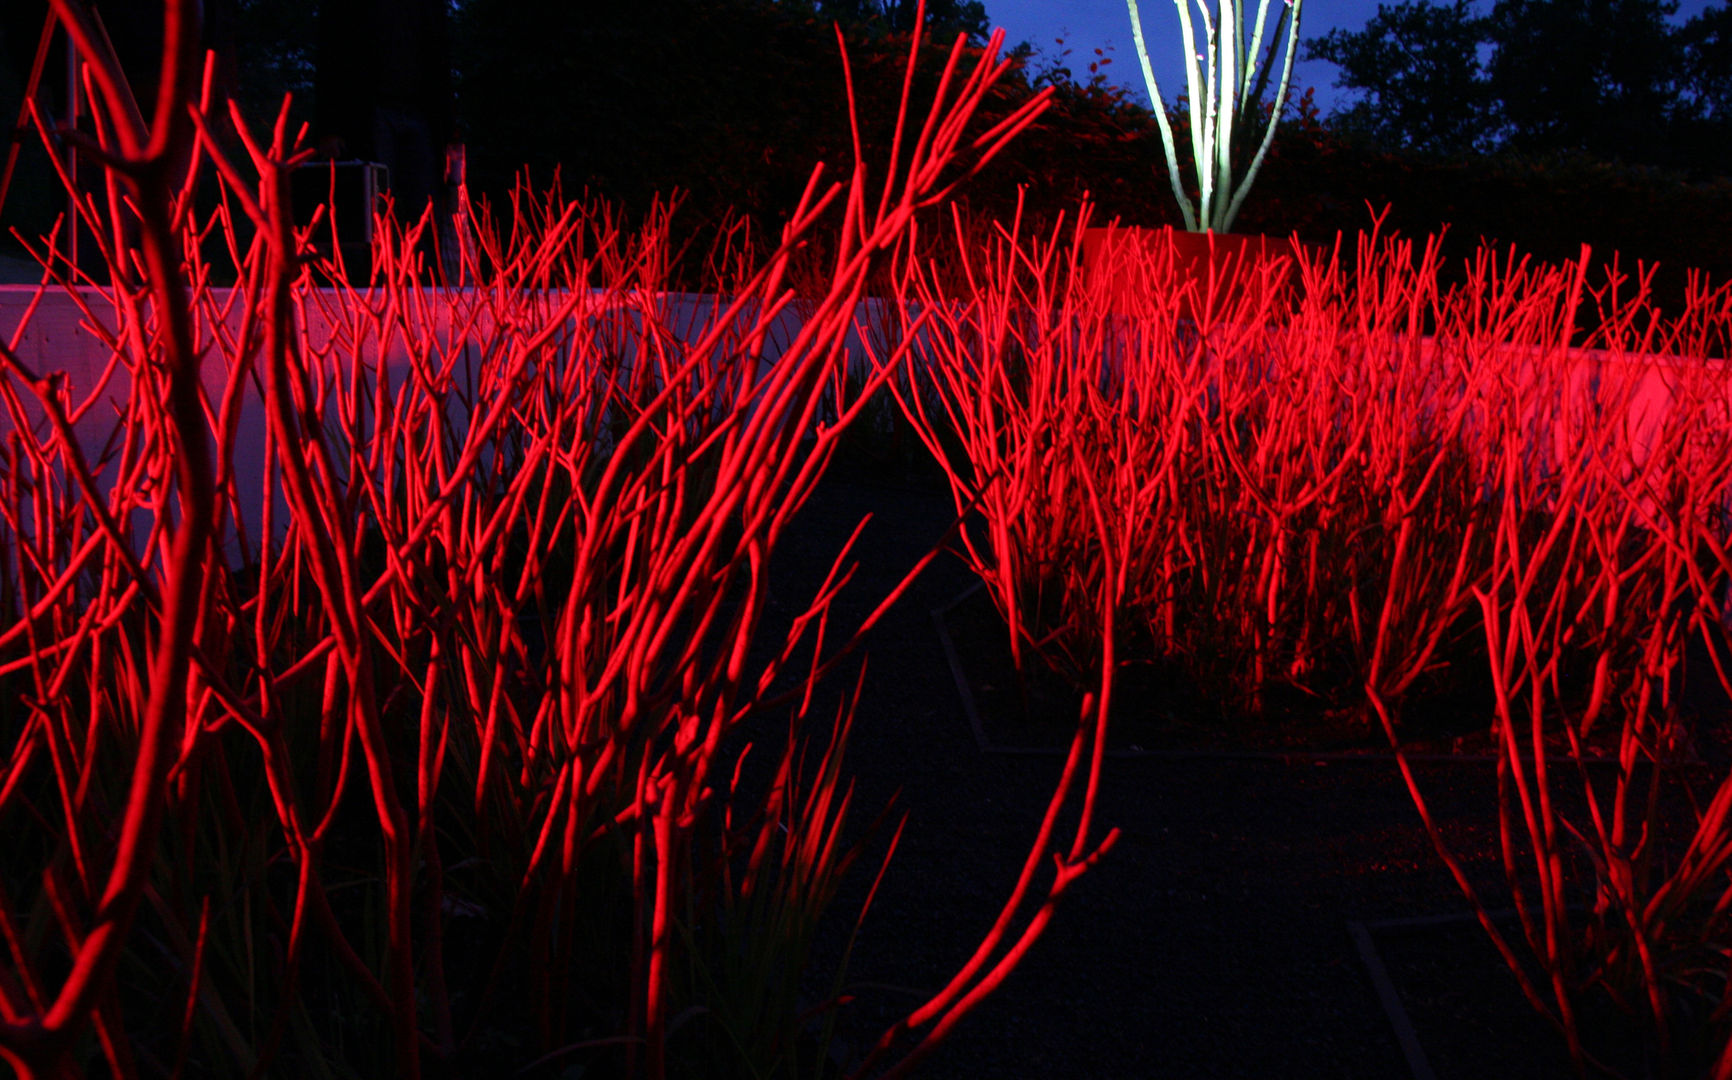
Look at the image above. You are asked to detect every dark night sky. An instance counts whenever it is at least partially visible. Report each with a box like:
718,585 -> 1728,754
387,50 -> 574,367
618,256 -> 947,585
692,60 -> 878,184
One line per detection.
986,0 -> 1719,116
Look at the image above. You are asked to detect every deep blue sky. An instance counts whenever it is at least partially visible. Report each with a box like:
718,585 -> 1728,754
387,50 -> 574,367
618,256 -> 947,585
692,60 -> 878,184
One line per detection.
983,0 -> 1719,117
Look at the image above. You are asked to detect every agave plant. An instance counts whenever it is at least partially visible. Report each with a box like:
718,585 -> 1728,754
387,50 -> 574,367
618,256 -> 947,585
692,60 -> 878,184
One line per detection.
1126,0 -> 1304,232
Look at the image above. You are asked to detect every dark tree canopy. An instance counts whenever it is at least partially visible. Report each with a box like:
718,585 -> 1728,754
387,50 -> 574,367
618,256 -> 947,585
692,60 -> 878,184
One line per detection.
1303,0 -> 1496,156
450,0 -> 1033,230
7,0 -> 1732,302
452,0 -> 818,220
1680,1 -> 1732,117
312,0 -> 452,221
228,0 -> 318,126
775,0 -> 991,44
1305,0 -> 1732,174
1487,0 -> 1684,162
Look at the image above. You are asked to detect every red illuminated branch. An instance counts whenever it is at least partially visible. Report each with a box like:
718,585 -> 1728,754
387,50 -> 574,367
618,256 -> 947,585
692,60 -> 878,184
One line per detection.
0,1 -> 211,1075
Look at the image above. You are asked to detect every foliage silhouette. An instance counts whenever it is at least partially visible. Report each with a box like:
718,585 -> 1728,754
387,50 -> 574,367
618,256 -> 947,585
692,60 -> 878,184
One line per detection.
1487,0 -> 1685,164
1303,0 -> 1497,157
775,0 -> 992,43
1304,0 -> 1732,175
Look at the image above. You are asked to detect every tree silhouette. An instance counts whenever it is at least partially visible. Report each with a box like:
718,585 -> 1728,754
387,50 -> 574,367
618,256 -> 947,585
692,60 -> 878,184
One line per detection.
314,0 -> 452,219
1306,0 -> 1729,174
776,0 -> 990,44
227,0 -> 318,129
1304,0 -> 1497,156
1487,0 -> 1685,164
1682,0 -> 1732,118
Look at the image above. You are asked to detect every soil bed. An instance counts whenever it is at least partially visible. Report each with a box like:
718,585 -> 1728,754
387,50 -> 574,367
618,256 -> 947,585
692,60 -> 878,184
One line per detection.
934,580 -> 1692,766
757,465 -> 1722,1079
1360,914 -> 1657,1080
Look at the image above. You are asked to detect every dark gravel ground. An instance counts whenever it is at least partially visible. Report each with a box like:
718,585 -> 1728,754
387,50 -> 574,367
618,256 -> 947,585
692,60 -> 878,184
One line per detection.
756,465 -> 1708,1080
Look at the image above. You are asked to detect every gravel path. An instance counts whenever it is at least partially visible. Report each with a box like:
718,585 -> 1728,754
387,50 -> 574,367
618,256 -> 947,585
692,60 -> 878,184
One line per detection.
767,470 -> 1598,1080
